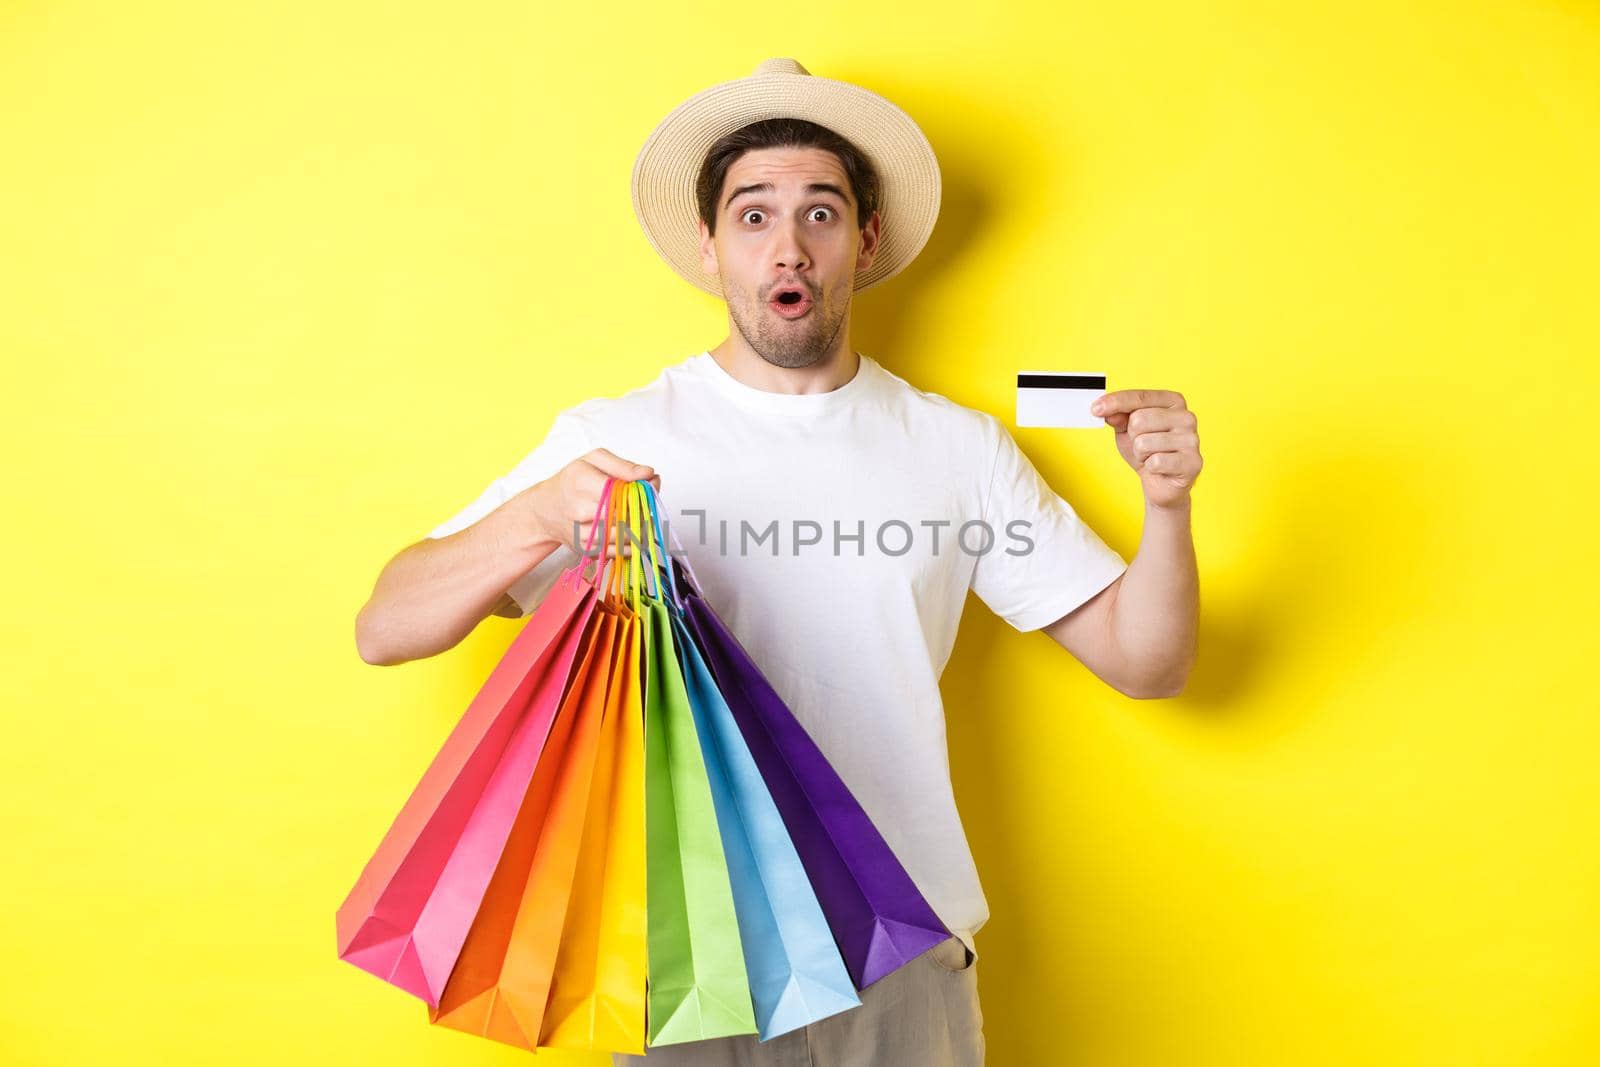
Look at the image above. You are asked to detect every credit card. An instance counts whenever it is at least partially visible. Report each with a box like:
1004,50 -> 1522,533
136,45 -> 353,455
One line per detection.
1016,371 -> 1108,428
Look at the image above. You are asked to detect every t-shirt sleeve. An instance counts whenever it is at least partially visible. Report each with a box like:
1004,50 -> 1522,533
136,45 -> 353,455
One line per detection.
968,416 -> 1129,632
424,410 -> 592,616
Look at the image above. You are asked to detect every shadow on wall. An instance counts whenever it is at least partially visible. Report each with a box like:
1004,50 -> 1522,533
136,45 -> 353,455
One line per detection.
936,425 -> 1431,1062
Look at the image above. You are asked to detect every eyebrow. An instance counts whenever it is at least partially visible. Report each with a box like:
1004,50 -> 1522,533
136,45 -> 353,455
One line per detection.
723,181 -> 851,212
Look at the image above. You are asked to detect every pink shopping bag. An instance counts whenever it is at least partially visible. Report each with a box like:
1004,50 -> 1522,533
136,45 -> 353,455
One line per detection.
336,481 -> 619,1004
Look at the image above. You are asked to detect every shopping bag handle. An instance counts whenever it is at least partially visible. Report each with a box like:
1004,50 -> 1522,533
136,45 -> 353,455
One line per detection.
638,479 -> 703,610
601,475 -> 631,602
577,476 -> 618,585
591,476 -> 662,606
623,479 -> 661,605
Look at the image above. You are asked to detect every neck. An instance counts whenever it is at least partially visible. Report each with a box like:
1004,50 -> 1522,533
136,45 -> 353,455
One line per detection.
707,336 -> 860,396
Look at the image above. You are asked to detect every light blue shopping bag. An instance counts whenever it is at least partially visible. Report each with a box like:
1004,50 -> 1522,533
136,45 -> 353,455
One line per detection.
635,479 -> 862,1040
669,609 -> 863,1039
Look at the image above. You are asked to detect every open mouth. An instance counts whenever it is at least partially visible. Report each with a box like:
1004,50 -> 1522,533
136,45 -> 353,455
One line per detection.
769,287 -> 814,318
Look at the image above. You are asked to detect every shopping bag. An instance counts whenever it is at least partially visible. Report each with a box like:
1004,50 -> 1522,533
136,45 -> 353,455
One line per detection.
663,508 -> 951,990
427,607 -> 618,1047
335,482 -> 614,1005
428,483 -> 629,1048
637,482 -> 759,1046
670,591 -> 863,1036
537,482 -> 650,1054
635,482 -> 861,1039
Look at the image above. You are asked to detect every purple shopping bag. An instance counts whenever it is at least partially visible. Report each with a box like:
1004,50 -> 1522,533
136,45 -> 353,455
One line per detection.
660,525 -> 950,990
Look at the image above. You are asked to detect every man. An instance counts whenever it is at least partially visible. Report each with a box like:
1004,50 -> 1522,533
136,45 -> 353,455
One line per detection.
355,58 -> 1201,1066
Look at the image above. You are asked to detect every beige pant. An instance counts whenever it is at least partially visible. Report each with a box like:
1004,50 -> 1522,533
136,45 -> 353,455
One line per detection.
613,936 -> 985,1066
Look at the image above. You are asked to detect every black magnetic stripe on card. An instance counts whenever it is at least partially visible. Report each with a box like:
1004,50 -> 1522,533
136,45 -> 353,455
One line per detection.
1017,373 -> 1107,390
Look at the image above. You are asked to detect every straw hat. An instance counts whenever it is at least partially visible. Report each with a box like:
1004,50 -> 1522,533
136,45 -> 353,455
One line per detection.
630,57 -> 942,299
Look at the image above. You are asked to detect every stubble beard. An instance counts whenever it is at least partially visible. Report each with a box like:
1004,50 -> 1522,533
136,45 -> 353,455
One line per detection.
726,283 -> 848,370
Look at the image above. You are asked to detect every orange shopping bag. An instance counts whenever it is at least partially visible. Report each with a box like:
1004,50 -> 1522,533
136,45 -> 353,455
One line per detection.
335,485 -> 608,1006
427,481 -> 629,1049
537,481 -> 651,1053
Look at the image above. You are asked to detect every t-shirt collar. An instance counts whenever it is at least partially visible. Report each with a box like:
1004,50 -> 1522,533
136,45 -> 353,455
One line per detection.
689,349 -> 875,416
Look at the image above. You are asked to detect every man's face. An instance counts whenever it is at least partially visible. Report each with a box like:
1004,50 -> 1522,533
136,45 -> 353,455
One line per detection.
698,146 -> 881,369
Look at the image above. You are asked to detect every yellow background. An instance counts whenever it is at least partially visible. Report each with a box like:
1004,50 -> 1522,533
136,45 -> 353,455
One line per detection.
3,1 -> 1596,1064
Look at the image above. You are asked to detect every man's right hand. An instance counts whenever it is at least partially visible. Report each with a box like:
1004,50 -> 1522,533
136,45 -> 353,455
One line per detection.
521,448 -> 660,557
355,447 -> 660,665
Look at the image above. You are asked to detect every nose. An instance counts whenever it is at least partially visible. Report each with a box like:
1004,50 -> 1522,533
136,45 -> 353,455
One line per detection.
771,216 -> 810,274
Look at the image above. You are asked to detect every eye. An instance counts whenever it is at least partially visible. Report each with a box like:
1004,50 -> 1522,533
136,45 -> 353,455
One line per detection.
739,206 -> 837,225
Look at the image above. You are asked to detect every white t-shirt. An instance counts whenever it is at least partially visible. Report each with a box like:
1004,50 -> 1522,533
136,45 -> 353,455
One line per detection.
426,350 -> 1129,957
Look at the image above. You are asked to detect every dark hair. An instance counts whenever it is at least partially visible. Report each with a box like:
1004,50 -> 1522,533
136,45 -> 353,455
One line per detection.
696,117 -> 881,236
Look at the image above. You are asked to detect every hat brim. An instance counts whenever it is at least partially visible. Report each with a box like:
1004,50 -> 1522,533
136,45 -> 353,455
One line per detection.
631,69 -> 941,299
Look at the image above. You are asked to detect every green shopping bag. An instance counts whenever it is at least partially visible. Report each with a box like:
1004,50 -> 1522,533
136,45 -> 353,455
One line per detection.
633,482 -> 757,1046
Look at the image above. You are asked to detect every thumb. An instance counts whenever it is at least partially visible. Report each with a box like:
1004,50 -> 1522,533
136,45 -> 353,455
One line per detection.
586,448 -> 656,482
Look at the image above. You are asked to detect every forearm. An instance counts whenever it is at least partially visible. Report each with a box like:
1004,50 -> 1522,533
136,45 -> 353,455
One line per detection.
1109,499 -> 1198,696
355,490 -> 556,665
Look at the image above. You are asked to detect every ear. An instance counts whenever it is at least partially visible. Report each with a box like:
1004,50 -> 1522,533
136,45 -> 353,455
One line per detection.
855,209 -> 883,276
697,218 -> 719,278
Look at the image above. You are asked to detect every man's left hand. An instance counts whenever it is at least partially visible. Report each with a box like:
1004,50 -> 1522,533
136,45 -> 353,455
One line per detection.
1089,389 -> 1203,510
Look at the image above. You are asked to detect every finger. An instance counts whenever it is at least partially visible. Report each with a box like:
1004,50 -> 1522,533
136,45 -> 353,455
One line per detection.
571,512 -> 642,543
571,528 -> 645,560
1131,430 -> 1199,459
1090,390 -> 1187,417
1127,407 -> 1196,436
1141,450 -> 1202,476
583,447 -> 657,483
567,488 -> 617,536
